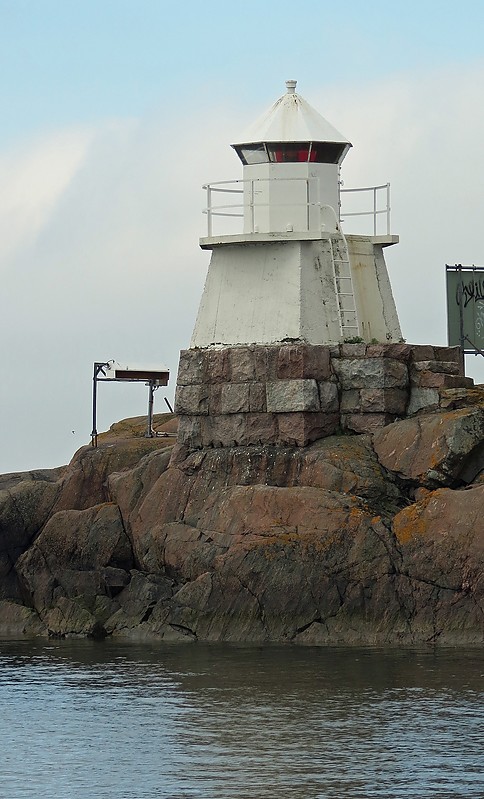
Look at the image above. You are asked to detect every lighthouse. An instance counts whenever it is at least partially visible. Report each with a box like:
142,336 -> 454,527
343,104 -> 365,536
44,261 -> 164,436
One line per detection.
191,80 -> 402,348
174,82 -> 414,451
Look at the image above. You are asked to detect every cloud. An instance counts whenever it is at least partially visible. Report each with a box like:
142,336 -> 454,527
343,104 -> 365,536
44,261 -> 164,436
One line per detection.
0,128 -> 96,265
1,67 -> 484,473
315,66 -> 484,367
0,105 -> 247,471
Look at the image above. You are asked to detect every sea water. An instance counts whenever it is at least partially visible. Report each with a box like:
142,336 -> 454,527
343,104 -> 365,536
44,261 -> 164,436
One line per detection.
0,639 -> 482,798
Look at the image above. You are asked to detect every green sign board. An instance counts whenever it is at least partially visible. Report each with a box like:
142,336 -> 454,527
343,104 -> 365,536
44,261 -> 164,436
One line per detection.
446,265 -> 484,353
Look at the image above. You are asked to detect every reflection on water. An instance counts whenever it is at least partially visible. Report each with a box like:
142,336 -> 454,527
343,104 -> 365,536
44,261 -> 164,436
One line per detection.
0,639 -> 483,798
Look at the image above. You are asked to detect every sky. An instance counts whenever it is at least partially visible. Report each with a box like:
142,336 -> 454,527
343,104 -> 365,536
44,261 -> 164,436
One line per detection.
2,0 -> 484,473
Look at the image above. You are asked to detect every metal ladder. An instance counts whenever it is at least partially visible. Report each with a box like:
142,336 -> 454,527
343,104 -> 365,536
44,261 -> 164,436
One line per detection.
330,233 -> 360,338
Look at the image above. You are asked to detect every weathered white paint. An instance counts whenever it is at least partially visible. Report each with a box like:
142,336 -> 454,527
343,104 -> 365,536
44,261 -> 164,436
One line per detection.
232,81 -> 351,146
190,234 -> 401,347
230,81 -> 351,237
242,162 -> 340,234
347,236 -> 402,343
190,81 -> 402,350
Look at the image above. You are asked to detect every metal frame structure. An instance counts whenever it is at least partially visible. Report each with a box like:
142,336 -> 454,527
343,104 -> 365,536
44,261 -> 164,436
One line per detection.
91,361 -> 170,447
446,264 -> 484,358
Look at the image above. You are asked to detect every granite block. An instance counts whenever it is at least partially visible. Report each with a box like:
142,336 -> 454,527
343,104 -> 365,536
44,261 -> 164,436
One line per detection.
208,384 -> 223,414
433,346 -> 462,365
201,414 -> 247,448
277,344 -> 331,380
277,412 -> 339,446
318,381 -> 339,412
174,384 -> 209,415
359,388 -> 408,414
332,358 -> 408,389
249,383 -> 267,412
203,349 -> 231,384
340,343 -> 367,358
407,388 -> 440,415
365,343 -> 410,361
176,350 -> 204,386
411,360 -> 460,375
266,379 -> 320,413
254,346 -> 280,381
245,413 -> 277,445
229,347 -> 256,382
177,416 -> 202,447
220,383 -> 251,414
409,345 -> 435,361
340,389 -> 360,412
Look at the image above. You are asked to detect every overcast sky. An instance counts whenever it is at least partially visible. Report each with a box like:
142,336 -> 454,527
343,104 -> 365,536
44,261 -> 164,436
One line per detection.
2,0 -> 484,474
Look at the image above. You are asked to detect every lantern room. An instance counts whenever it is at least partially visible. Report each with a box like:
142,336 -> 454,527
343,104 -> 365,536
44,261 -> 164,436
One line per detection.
231,80 -> 351,235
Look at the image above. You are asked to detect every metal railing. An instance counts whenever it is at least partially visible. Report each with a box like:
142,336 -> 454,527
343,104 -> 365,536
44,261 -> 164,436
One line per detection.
202,179 -> 391,237
204,181 -> 243,237
340,183 -> 391,236
203,178 -> 318,237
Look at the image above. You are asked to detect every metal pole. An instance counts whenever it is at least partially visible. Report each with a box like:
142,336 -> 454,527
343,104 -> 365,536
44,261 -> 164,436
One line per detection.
146,381 -> 155,438
91,362 -> 109,447
91,363 -> 104,447
457,266 -> 465,374
373,187 -> 377,235
464,334 -> 484,358
91,366 -> 98,447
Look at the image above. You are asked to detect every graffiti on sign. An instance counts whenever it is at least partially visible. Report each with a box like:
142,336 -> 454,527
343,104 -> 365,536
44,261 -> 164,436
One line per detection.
455,277 -> 484,308
446,265 -> 484,353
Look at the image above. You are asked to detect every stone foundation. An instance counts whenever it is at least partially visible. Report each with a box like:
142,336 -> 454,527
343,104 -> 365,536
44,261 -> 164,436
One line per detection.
174,343 -> 473,448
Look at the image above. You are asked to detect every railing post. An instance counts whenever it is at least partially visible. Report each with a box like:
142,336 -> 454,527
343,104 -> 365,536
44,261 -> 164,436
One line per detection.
207,185 -> 212,237
306,179 -> 310,231
250,180 -> 255,233
373,186 -> 377,236
386,183 -> 391,235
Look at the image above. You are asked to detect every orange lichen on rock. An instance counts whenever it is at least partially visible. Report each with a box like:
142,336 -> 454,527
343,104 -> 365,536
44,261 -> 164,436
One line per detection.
392,491 -> 439,544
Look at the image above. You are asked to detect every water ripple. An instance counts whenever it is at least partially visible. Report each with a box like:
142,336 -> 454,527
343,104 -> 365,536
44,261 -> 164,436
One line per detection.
0,641 -> 482,798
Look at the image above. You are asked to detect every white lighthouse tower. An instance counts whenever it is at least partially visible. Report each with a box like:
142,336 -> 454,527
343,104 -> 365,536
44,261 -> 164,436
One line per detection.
191,80 -> 402,348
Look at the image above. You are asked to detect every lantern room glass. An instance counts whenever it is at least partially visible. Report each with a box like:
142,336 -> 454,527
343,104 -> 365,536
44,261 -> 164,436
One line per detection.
234,141 -> 347,166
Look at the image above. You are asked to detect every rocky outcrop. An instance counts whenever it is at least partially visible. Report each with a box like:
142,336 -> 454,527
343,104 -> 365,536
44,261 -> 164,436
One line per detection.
0,400 -> 483,644
373,406 -> 484,486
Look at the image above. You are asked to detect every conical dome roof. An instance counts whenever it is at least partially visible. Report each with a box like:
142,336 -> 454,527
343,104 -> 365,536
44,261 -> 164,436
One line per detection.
232,80 -> 351,146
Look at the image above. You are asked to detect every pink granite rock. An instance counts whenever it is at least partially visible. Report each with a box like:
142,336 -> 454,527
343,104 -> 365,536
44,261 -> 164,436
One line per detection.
373,407 -> 484,485
277,344 -> 331,380
266,379 -> 320,413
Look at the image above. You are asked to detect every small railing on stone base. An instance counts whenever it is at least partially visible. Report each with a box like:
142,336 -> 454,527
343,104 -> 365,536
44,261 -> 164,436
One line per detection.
202,180 -> 391,238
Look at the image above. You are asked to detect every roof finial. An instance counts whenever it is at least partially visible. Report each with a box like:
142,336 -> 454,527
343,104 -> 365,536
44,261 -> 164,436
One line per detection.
285,80 -> 297,94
